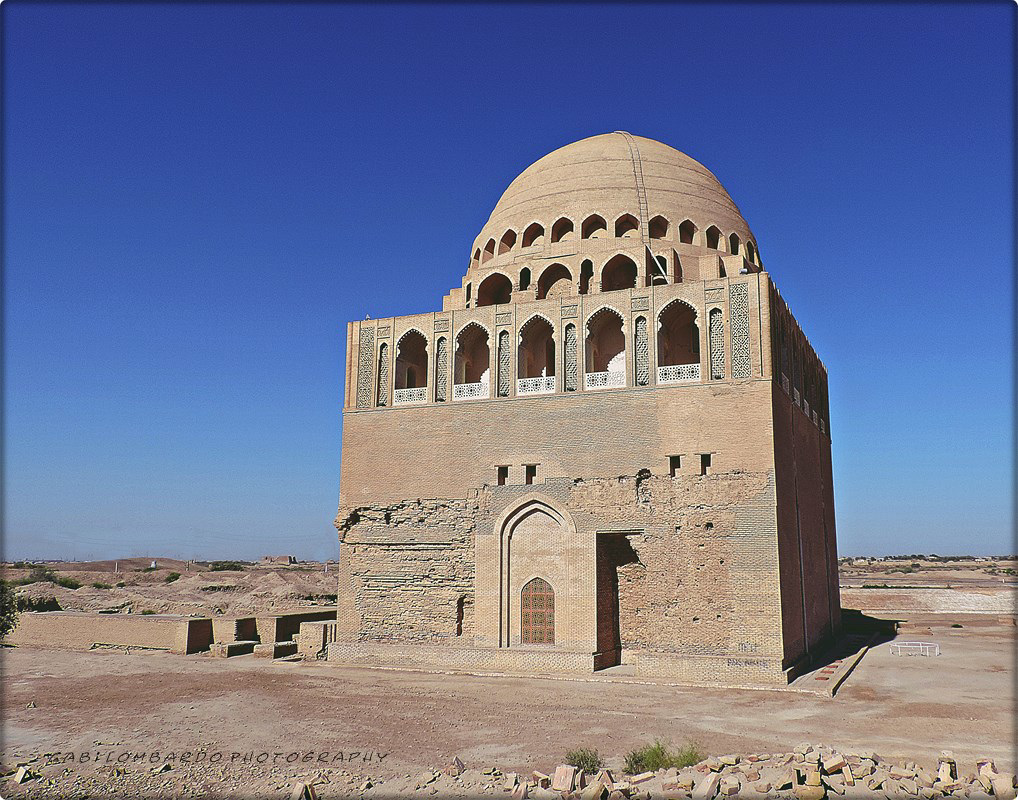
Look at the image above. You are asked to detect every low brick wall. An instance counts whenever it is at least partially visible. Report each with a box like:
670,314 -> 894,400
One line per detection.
297,621 -> 338,659
6,612 -> 212,654
257,608 -> 337,644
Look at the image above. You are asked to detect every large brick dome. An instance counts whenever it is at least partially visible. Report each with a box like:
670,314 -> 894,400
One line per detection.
470,132 -> 757,263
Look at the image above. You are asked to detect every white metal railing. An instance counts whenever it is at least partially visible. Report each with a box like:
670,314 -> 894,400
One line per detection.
453,381 -> 489,401
517,376 -> 555,395
657,363 -> 701,384
890,641 -> 940,657
584,371 -> 626,390
781,374 -> 790,394
393,387 -> 427,405
803,399 -> 810,416
793,388 -> 801,405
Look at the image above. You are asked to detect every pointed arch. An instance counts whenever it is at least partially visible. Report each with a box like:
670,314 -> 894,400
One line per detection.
551,217 -> 574,243
454,322 -> 491,391
536,263 -> 572,299
679,219 -> 697,245
705,226 -> 722,250
517,314 -> 556,385
395,328 -> 428,393
476,272 -> 513,306
582,214 -> 607,239
499,229 -> 517,255
614,213 -> 639,238
482,238 -> 496,263
522,222 -> 545,248
648,215 -> 669,239
584,305 -> 626,387
600,253 -> 638,292
519,267 -> 531,291
728,232 -> 740,255
656,299 -> 700,383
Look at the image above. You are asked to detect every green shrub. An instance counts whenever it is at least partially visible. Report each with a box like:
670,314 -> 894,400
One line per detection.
116,581 -> 126,588
92,582 -> 112,589
624,740 -> 703,774
164,572 -> 181,583
208,561 -> 246,572
141,566 -> 157,573
565,748 -> 603,774
139,610 -> 156,615
53,575 -> 81,589
951,623 -> 963,628
1,581 -> 19,639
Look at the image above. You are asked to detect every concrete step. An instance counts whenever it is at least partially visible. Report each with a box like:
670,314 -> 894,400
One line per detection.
211,640 -> 258,658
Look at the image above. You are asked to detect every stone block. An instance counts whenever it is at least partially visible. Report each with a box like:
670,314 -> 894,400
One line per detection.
718,776 -> 740,796
631,772 -> 655,784
553,765 -> 577,792
692,772 -> 720,800
793,784 -> 825,800
532,771 -> 550,788
991,775 -> 1017,800
822,756 -> 846,774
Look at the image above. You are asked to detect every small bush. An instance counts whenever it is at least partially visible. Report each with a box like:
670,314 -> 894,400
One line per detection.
624,740 -> 703,774
115,581 -> 126,587
1,581 -> 20,638
164,572 -> 181,583
141,566 -> 157,573
139,610 -> 157,615
861,584 -> 890,589
565,748 -> 603,774
92,582 -> 112,590
53,575 -> 81,589
208,561 -> 246,572
951,623 -> 963,628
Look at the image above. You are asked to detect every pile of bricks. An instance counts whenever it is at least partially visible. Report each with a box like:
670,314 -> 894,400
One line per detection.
469,747 -> 1015,800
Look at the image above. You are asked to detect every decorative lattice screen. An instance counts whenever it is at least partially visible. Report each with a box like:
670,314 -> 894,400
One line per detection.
709,308 -> 725,380
356,329 -> 374,408
434,336 -> 448,402
729,283 -> 751,378
497,330 -> 510,397
376,342 -> 389,406
634,316 -> 649,386
564,324 -> 577,391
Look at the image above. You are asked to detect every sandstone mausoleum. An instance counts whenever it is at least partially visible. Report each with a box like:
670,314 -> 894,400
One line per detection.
332,132 -> 839,686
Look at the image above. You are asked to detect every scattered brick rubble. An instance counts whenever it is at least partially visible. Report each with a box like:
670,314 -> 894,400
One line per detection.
3,745 -> 1015,798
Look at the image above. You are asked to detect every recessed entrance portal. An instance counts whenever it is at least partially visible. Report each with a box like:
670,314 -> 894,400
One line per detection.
595,533 -> 641,669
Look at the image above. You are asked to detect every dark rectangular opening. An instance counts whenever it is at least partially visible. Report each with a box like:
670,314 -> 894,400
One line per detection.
496,466 -> 508,486
700,453 -> 712,476
524,464 -> 537,485
669,455 -> 681,477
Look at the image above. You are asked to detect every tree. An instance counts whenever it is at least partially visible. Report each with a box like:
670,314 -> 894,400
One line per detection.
0,580 -> 19,641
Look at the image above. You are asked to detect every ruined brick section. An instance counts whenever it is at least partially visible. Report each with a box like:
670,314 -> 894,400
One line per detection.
336,498 -> 477,643
335,470 -> 785,679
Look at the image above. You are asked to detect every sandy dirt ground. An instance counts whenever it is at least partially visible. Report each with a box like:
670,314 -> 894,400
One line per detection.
2,558 -> 1014,798
2,612 -> 1013,798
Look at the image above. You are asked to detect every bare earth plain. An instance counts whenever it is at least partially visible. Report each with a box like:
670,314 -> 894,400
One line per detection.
2,558 -> 1015,799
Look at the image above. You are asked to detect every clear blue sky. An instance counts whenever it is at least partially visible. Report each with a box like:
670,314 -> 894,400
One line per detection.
4,3 -> 1013,561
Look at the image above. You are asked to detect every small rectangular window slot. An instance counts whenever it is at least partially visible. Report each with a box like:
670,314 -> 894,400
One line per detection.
700,453 -> 712,476
496,466 -> 509,486
524,464 -> 537,485
669,455 -> 682,477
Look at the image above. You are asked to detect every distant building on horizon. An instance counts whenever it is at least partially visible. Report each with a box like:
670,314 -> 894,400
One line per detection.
332,132 -> 839,686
